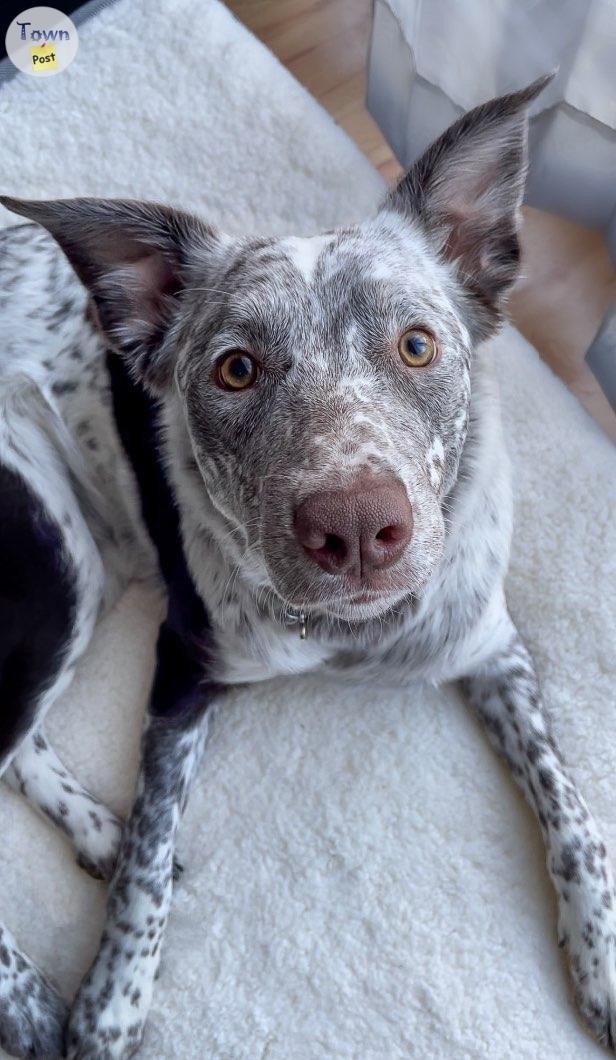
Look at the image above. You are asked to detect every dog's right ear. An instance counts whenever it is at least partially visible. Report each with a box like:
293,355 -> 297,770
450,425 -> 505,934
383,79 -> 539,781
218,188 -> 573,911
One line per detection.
0,196 -> 221,393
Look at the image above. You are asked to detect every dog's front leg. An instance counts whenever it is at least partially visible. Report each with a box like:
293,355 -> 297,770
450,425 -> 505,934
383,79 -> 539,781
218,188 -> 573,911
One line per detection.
461,614 -> 616,1050
65,640 -> 216,1059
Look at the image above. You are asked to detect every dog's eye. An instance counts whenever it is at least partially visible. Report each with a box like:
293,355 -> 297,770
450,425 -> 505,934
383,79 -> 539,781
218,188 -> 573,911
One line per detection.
215,351 -> 259,391
398,329 -> 437,368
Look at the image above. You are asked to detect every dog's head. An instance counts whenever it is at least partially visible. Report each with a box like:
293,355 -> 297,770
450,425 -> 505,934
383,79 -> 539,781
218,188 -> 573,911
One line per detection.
2,76 -> 548,623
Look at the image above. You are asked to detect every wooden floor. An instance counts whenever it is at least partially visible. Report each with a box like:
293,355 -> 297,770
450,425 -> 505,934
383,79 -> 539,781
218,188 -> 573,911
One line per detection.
228,0 -> 616,441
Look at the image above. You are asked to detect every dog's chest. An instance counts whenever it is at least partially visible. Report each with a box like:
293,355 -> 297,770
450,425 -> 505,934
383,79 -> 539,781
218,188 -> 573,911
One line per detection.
183,549 -> 335,684
212,617 -> 334,685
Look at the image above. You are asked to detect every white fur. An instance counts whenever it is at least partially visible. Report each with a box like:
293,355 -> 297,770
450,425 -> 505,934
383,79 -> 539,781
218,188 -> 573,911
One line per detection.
0,3 -> 614,1059
279,234 -> 334,283
5,732 -> 122,878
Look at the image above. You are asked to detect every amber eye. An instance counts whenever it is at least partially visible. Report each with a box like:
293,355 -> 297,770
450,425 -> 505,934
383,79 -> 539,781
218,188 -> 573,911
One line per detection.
398,328 -> 437,368
216,351 -> 259,391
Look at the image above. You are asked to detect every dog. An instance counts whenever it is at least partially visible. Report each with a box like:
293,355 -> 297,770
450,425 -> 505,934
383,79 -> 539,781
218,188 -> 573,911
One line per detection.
1,73 -> 614,1058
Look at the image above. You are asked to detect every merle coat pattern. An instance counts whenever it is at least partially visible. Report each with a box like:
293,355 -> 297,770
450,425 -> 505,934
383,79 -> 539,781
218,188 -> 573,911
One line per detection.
1,76 -> 615,1058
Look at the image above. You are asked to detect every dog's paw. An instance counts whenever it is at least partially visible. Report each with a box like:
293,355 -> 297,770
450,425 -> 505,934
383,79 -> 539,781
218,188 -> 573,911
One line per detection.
74,813 -> 123,882
567,934 -> 616,1050
560,898 -> 616,1051
0,950 -> 67,1059
65,994 -> 145,1059
64,1019 -> 144,1060
76,850 -> 118,883
65,936 -> 154,1060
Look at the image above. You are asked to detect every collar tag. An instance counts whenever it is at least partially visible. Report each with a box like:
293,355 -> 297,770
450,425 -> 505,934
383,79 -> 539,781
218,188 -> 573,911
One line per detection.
287,609 -> 308,639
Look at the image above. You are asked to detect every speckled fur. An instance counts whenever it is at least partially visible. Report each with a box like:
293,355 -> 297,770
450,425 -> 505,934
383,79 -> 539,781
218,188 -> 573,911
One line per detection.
0,924 -> 68,1059
5,730 -> 122,881
2,77 -> 614,1058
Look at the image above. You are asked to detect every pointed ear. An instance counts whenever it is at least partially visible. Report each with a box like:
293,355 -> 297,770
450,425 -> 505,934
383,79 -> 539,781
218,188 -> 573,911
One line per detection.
0,196 -> 220,392
386,74 -> 552,337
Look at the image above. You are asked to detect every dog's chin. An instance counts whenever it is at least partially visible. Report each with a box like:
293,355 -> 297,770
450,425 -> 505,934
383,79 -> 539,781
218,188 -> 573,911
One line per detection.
317,590 -> 408,623
280,581 -> 415,625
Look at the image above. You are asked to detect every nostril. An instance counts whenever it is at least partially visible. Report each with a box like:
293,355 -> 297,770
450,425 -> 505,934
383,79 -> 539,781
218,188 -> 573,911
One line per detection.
375,525 -> 402,545
304,532 -> 349,572
323,533 -> 347,561
365,517 -> 412,571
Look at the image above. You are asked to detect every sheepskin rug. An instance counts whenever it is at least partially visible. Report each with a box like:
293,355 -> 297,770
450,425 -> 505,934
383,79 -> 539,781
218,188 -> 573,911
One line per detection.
0,1 -> 614,1056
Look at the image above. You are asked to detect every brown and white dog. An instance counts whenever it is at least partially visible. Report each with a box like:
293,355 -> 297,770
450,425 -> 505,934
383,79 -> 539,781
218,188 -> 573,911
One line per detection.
1,75 -> 615,1058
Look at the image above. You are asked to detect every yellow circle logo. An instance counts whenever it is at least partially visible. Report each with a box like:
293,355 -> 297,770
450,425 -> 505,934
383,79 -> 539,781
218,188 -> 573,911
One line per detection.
5,6 -> 79,77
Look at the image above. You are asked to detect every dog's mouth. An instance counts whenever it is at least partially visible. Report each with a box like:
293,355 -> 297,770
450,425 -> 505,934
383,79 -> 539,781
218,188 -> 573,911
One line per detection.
279,576 -> 413,624
319,591 -> 408,623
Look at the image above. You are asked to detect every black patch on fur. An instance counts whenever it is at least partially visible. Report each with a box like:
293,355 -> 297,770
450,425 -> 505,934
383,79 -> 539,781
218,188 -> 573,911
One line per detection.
0,463 -> 77,764
106,352 -> 220,718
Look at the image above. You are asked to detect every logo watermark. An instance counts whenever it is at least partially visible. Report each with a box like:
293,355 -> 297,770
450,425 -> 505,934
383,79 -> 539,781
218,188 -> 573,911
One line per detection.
5,6 -> 79,77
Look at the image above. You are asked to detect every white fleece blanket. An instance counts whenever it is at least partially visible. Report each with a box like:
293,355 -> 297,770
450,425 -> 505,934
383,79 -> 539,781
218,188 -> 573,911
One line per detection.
0,2 -> 615,1057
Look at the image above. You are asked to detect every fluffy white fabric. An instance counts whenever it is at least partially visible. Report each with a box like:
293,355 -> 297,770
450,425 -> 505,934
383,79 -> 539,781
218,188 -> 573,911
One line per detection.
0,2 -> 614,1057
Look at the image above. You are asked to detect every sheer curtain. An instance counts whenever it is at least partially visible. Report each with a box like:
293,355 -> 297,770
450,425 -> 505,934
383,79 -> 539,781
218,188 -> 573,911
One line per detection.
368,0 -> 616,258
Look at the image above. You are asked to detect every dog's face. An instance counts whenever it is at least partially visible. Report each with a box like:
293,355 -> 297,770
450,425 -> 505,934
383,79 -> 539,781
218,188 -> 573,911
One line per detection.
1,77 -> 547,622
175,213 -> 468,620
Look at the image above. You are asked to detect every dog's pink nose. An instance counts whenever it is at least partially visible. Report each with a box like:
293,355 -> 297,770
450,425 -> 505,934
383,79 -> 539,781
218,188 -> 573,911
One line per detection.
294,477 -> 413,577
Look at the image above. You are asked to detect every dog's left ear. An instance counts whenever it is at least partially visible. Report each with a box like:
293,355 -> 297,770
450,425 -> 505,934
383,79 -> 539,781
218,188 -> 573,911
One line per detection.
385,74 -> 552,337
0,196 -> 221,393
